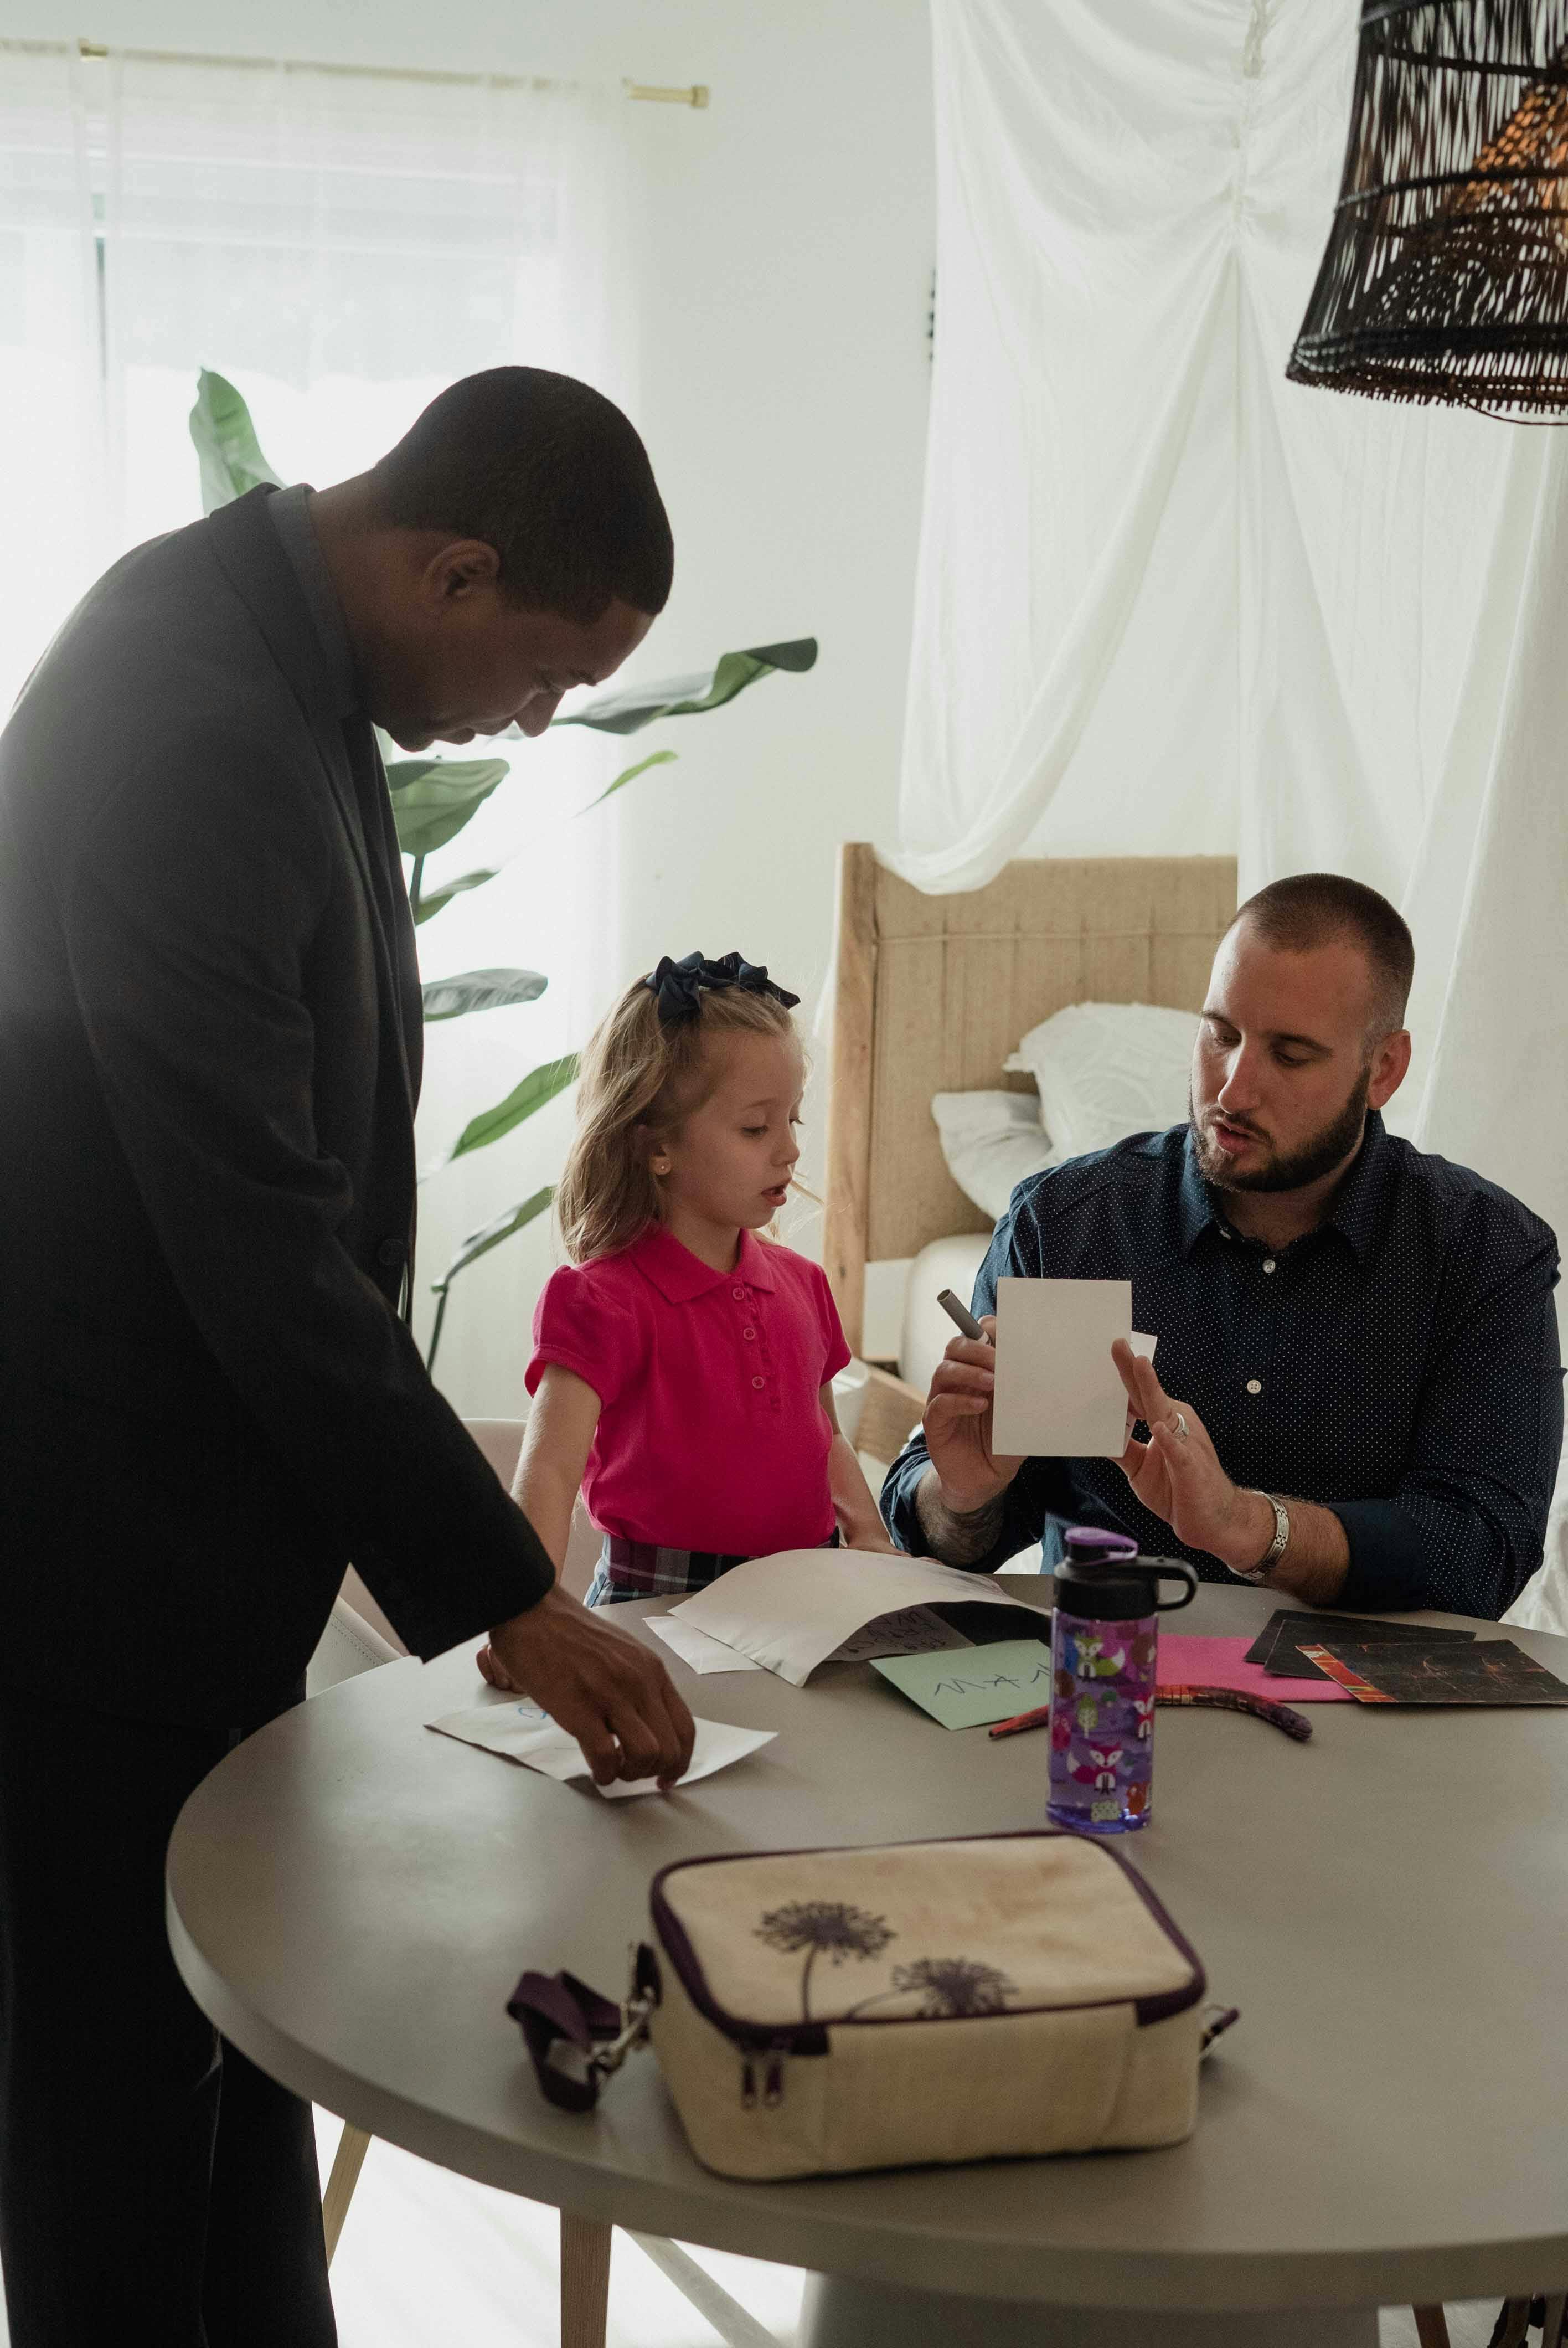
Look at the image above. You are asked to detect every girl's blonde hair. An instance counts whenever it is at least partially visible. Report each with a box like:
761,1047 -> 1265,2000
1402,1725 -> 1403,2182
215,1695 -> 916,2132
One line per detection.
556,972 -> 801,1263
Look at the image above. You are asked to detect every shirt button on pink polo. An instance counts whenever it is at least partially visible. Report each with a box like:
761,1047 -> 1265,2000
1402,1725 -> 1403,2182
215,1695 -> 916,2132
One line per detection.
526,1222 -> 852,1557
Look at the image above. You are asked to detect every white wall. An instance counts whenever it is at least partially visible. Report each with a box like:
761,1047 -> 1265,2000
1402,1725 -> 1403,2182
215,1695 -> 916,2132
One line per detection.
11,0 -> 936,1412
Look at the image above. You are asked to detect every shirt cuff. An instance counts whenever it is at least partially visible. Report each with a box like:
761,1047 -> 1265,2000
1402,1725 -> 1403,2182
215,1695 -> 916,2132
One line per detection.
1322,1499 -> 1430,1612
880,1440 -> 931,1554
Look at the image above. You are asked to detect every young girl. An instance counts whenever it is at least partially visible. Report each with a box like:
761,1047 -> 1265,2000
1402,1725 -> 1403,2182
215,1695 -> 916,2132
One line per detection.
485,949 -> 890,1647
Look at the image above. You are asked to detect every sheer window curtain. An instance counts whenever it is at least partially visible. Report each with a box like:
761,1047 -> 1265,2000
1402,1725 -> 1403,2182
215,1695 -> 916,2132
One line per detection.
70,48 -> 636,1416
0,47 -> 110,713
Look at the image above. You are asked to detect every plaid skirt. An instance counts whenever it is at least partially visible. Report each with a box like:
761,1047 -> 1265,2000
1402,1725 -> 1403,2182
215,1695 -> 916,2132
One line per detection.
585,1528 -> 840,1608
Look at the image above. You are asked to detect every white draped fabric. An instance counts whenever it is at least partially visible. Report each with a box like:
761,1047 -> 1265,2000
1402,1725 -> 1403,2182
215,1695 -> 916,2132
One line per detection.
900,0 -> 1568,1620
0,47 -> 111,712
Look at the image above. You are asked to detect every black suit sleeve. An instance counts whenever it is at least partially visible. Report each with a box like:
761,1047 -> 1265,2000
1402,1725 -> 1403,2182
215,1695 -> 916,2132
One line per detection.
63,730 -> 554,1657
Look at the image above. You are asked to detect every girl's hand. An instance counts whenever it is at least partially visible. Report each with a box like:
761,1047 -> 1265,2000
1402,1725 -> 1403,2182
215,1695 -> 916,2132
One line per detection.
837,1511 -> 895,1554
922,1319 -> 1025,1512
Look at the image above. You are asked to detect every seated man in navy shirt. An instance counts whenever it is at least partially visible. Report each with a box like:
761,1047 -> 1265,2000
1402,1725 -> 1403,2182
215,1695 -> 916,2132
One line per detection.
882,874 -> 1563,1619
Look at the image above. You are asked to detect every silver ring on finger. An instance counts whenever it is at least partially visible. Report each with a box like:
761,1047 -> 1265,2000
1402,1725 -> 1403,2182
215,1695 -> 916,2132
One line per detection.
1169,1409 -> 1188,1442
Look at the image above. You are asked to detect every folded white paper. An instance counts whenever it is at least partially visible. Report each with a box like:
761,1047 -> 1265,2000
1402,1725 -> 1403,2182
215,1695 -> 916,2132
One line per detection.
826,1604 -> 977,1664
426,1700 -> 775,1798
646,1614 -> 764,1674
672,1549 -> 1023,1686
992,1278 -> 1156,1458
649,1600 -> 974,1675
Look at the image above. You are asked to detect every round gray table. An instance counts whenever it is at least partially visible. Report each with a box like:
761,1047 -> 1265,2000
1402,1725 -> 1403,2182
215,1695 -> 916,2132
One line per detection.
167,1583 -> 1568,2346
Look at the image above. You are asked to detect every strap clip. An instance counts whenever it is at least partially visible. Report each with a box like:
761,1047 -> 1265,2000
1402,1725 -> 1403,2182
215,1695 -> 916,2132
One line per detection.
507,1946 -> 659,2112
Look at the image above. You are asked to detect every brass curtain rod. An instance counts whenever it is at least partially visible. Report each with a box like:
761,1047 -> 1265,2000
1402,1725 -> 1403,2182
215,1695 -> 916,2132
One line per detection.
57,38 -> 707,105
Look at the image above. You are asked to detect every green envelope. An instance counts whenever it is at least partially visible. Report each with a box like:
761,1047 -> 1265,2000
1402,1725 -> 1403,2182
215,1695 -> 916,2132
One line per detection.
870,1639 -> 1055,1730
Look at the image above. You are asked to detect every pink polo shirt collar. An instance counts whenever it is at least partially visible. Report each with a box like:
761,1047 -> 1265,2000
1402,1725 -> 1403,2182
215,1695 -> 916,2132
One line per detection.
626,1222 -> 778,1301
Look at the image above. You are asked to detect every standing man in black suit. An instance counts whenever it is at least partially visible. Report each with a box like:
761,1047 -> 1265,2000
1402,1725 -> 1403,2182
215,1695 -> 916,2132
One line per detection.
0,367 -> 696,2347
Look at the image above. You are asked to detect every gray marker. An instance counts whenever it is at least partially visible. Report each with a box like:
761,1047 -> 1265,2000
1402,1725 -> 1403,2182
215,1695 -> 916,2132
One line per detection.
936,1288 -> 990,1346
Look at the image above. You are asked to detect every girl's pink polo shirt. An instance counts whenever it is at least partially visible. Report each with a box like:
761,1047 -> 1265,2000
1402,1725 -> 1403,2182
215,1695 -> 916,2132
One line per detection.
527,1224 -> 852,1556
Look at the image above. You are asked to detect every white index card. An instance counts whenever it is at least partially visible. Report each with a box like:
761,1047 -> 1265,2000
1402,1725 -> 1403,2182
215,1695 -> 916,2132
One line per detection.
991,1276 -> 1132,1458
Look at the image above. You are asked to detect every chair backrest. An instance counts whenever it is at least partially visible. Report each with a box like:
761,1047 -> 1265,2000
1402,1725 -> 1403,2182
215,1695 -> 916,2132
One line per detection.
306,1595 -> 403,1697
465,1418 -> 527,1492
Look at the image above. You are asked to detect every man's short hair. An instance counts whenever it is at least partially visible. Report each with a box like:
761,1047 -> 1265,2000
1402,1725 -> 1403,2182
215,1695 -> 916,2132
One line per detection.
1229,872 -> 1415,1034
372,366 -> 673,625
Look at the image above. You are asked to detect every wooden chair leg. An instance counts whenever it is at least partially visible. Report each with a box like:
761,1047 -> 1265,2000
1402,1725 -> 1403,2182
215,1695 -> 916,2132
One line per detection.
1542,2292 -> 1568,2348
560,2211 -> 613,2348
321,2123 -> 373,2266
1412,2311 -> 1451,2348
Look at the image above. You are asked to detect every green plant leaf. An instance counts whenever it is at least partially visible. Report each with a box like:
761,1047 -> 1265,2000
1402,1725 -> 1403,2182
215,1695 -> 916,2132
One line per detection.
431,1187 -> 555,1293
580,746 -> 677,813
541,637 -> 818,737
421,968 -> 548,1021
413,868 -> 499,925
389,759 -> 509,857
189,369 -> 282,514
443,1053 -> 580,1165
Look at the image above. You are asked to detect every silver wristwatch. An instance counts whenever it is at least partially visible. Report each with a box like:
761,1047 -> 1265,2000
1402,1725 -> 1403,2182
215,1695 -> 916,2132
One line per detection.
1229,1492 -> 1290,1583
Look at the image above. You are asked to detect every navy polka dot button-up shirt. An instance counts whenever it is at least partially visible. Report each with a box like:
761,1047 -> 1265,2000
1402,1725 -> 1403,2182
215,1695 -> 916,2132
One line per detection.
881,1115 -> 1563,1619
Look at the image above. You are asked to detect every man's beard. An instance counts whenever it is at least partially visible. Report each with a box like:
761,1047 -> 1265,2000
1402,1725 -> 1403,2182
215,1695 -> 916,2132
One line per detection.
1188,1065 -> 1372,1195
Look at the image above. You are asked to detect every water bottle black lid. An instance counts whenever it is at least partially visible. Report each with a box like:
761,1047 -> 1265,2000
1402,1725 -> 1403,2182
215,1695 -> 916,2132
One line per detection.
1056,1525 -> 1169,1619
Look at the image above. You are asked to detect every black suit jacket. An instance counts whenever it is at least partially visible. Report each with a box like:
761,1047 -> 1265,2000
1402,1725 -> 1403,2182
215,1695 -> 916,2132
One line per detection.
0,487 -> 552,1726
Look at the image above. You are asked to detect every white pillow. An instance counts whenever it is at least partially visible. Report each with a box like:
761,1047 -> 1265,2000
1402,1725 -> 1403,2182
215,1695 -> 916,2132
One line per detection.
1005,1002 -> 1197,1163
930,1089 -> 1058,1219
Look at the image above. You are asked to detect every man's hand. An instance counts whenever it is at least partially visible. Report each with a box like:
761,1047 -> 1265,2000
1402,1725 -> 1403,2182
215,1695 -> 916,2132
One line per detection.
923,1319 -> 1026,1512
475,1587 -> 696,1790
1111,1340 -> 1273,1571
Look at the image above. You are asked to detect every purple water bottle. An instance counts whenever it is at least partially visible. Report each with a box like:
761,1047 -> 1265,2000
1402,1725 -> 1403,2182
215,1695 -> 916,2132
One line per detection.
1046,1527 -> 1198,1835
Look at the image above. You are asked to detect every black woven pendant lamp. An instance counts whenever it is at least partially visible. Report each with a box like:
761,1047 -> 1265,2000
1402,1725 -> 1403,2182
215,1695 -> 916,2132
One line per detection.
1289,1 -> 1568,411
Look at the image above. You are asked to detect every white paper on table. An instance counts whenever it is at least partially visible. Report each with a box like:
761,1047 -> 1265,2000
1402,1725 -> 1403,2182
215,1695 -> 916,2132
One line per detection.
672,1549 -> 1025,1686
992,1277 -> 1157,1458
646,1614 -> 764,1674
426,1700 -> 775,1798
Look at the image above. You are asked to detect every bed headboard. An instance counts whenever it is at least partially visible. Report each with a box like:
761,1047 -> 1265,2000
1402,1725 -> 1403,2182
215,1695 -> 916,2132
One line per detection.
823,845 -> 1239,1355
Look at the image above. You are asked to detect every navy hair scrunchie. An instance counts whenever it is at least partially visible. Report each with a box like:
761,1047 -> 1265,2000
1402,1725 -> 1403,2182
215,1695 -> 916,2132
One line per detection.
643,950 -> 801,1027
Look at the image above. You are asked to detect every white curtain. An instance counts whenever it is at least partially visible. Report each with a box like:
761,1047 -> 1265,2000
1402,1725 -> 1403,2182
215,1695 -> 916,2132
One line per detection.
0,46 -> 110,712
901,0 -> 1568,1619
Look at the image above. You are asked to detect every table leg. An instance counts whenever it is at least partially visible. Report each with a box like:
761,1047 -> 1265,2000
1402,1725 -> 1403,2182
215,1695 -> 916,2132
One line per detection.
321,2123 -> 373,2266
560,2212 -> 612,2348
798,2272 -> 1379,2346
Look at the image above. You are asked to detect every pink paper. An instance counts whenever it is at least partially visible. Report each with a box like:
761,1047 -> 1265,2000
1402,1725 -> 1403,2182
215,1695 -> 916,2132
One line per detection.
1156,1634 -> 1351,1703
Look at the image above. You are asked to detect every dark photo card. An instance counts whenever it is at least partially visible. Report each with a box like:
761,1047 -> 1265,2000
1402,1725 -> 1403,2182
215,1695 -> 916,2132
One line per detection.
1244,1609 -> 1475,1678
1304,1639 -> 1568,1708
